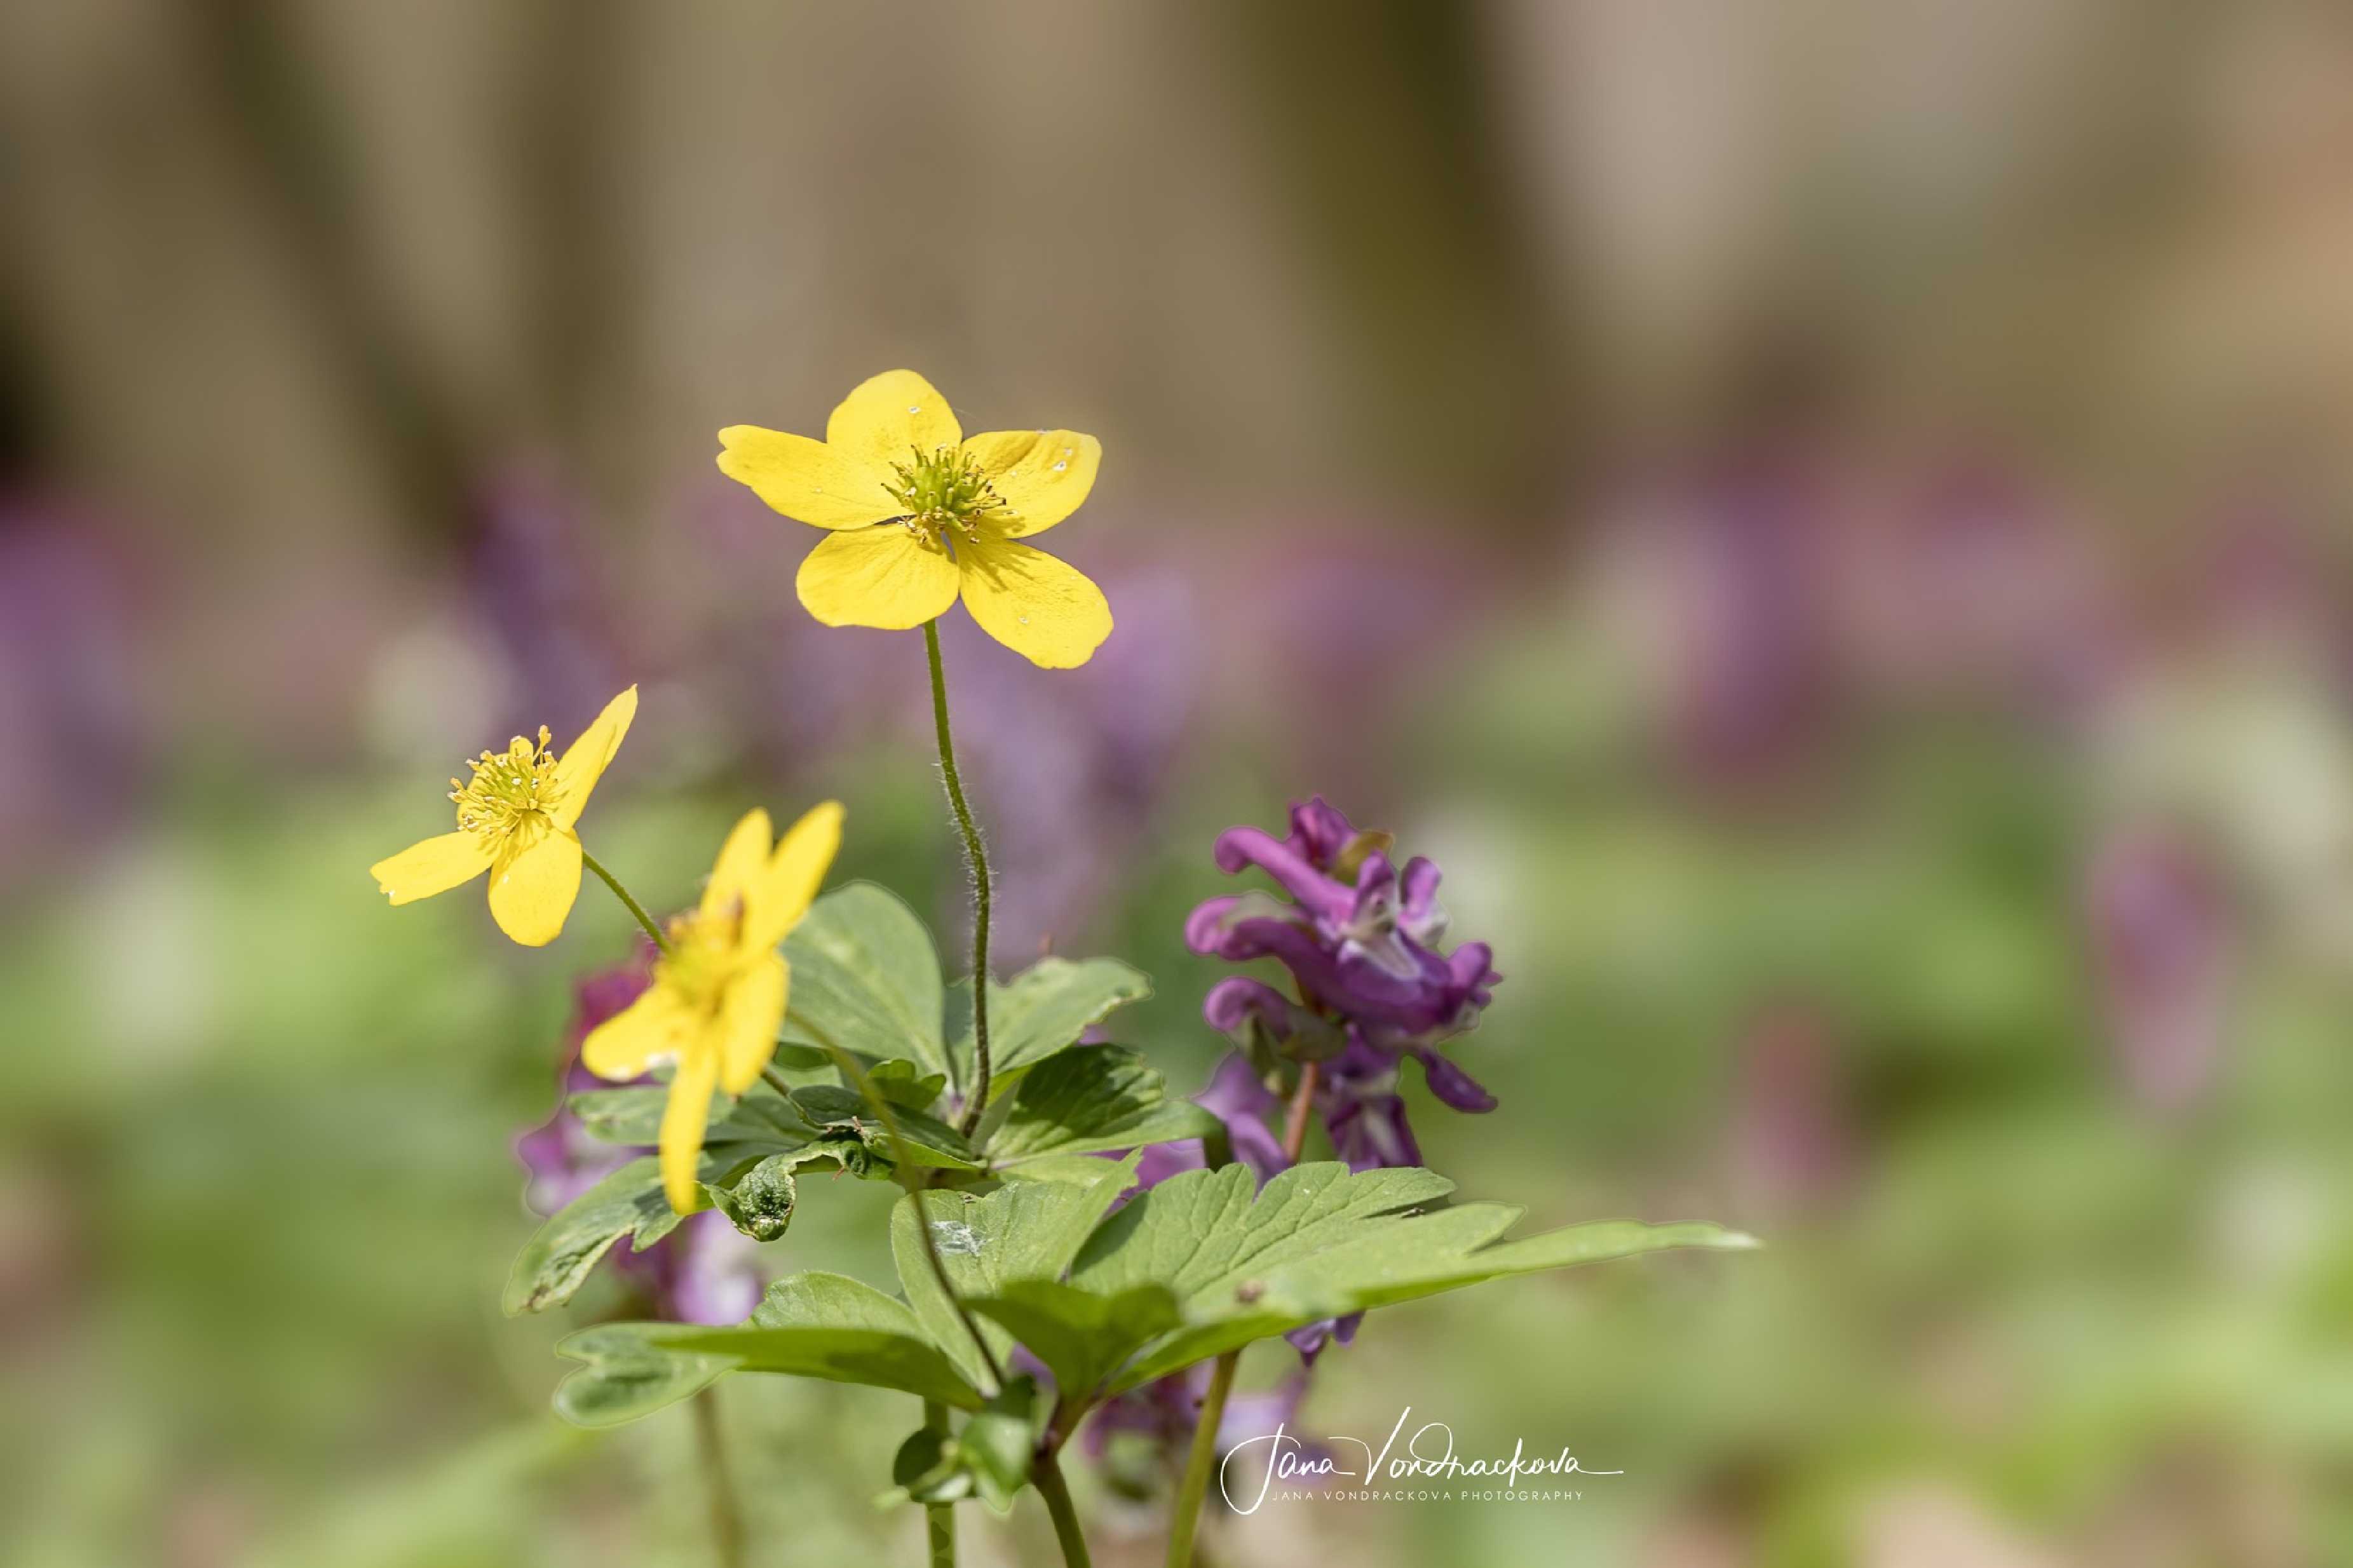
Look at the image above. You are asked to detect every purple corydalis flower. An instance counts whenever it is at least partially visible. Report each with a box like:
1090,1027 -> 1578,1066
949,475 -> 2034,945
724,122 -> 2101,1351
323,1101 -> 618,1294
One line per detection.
1187,798 -> 1498,1050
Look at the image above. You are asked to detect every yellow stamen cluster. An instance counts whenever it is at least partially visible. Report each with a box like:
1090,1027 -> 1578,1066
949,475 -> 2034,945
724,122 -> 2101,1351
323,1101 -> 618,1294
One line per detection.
656,906 -> 745,1018
450,727 -> 563,842
885,444 -> 1003,541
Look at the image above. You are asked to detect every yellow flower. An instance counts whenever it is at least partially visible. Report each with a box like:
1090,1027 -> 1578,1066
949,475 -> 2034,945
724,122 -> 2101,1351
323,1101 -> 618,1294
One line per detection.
369,686 -> 638,947
580,802 -> 844,1212
716,370 -> 1113,668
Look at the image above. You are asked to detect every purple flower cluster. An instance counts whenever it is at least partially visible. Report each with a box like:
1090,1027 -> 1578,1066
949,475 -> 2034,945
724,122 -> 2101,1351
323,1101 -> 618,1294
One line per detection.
1186,798 -> 1500,1170
513,950 -> 766,1326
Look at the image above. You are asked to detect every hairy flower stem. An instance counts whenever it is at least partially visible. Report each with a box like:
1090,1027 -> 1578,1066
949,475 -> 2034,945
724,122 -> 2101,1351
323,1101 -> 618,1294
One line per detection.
691,1385 -> 746,1568
1168,1064 -> 1324,1567
923,621 -> 994,1133
765,1056 -> 1003,1390
923,1398 -> 957,1568
1034,1449 -> 1094,1568
581,848 -> 672,955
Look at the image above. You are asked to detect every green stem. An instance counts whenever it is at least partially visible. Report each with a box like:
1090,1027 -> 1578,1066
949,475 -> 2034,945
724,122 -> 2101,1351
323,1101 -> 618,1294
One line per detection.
923,1398 -> 957,1568
581,847 -> 670,954
691,1385 -> 746,1568
1034,1449 -> 1093,1568
923,621 -> 994,1132
774,1049 -> 1004,1391
1165,1352 -> 1235,1568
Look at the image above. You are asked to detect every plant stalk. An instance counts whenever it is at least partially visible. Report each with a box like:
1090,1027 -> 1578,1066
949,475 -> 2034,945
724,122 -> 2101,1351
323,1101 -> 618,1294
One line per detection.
581,847 -> 671,954
923,621 -> 995,1132
1163,1351 -> 1236,1568
1034,1449 -> 1094,1568
923,1398 -> 957,1568
690,1384 -> 746,1568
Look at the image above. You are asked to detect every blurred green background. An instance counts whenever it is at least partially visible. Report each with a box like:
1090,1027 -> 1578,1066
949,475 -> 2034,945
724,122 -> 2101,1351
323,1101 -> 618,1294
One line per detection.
6,3 -> 2353,1564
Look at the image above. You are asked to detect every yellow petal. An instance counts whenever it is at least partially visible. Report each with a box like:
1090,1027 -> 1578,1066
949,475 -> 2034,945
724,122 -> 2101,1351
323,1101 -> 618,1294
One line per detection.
703,808 -> 775,921
487,828 -> 583,947
370,832 -> 494,905
580,989 -> 689,1081
963,429 -> 1101,538
550,685 -> 638,830
716,425 -> 900,529
660,1047 -> 721,1213
747,801 -> 843,952
717,954 -> 788,1095
956,534 -> 1113,669
796,525 -> 960,630
826,369 -> 961,471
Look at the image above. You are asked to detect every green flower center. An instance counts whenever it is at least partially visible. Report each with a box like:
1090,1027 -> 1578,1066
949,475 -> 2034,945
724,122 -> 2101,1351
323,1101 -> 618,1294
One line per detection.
450,729 -> 563,843
885,445 -> 1002,539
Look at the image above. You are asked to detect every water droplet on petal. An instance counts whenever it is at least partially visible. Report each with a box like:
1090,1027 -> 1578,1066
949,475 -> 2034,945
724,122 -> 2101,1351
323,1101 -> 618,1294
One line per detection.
1051,461 -> 1068,471
1018,615 -> 1031,625
907,405 -> 921,414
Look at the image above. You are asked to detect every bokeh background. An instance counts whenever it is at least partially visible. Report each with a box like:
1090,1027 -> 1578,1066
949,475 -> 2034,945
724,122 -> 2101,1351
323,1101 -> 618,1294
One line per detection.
7,3 -> 2353,1564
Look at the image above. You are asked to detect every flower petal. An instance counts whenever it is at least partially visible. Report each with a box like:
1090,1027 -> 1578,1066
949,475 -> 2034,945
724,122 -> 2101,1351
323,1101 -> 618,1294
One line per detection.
963,429 -> 1101,538
717,425 -> 900,529
796,525 -> 960,630
370,832 -> 493,905
550,685 -> 638,830
487,828 -> 583,947
581,989 -> 690,1081
717,954 -> 787,1095
703,808 -> 775,922
826,370 -> 961,471
747,801 -> 843,951
660,1047 -> 721,1213
956,534 -> 1113,668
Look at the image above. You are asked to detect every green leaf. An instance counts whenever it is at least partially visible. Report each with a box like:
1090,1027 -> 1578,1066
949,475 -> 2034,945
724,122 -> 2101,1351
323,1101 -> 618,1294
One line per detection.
705,1153 -> 799,1242
551,1324 -> 733,1428
947,957 -> 1151,1102
780,883 -> 951,1083
880,1379 -> 1043,1512
790,1085 -> 980,1170
959,1375 -> 1045,1510
1073,1161 -> 1456,1306
865,1056 -> 950,1112
552,1271 -> 989,1428
986,1044 -> 1222,1166
969,1281 -> 1180,1402
1074,1163 -> 1758,1391
503,1156 -> 686,1316
889,1161 -> 1139,1390
885,1426 -> 971,1506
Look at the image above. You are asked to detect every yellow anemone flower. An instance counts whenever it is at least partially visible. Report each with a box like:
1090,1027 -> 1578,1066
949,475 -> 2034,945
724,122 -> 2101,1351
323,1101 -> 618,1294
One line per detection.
369,686 -> 639,947
715,369 -> 1112,668
580,802 -> 844,1212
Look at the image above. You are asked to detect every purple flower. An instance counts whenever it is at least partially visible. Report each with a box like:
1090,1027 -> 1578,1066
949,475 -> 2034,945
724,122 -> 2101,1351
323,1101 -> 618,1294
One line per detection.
1186,797 -> 1498,1051
1124,1053 -> 1292,1192
515,947 -> 768,1323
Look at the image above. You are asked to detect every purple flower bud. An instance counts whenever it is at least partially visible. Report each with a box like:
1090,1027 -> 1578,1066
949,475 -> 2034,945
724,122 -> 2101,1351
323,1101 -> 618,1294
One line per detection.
1411,1046 -> 1497,1113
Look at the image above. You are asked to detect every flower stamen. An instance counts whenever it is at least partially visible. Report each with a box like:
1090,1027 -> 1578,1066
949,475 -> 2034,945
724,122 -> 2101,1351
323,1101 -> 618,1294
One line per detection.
884,444 -> 1003,542
449,727 -> 564,844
